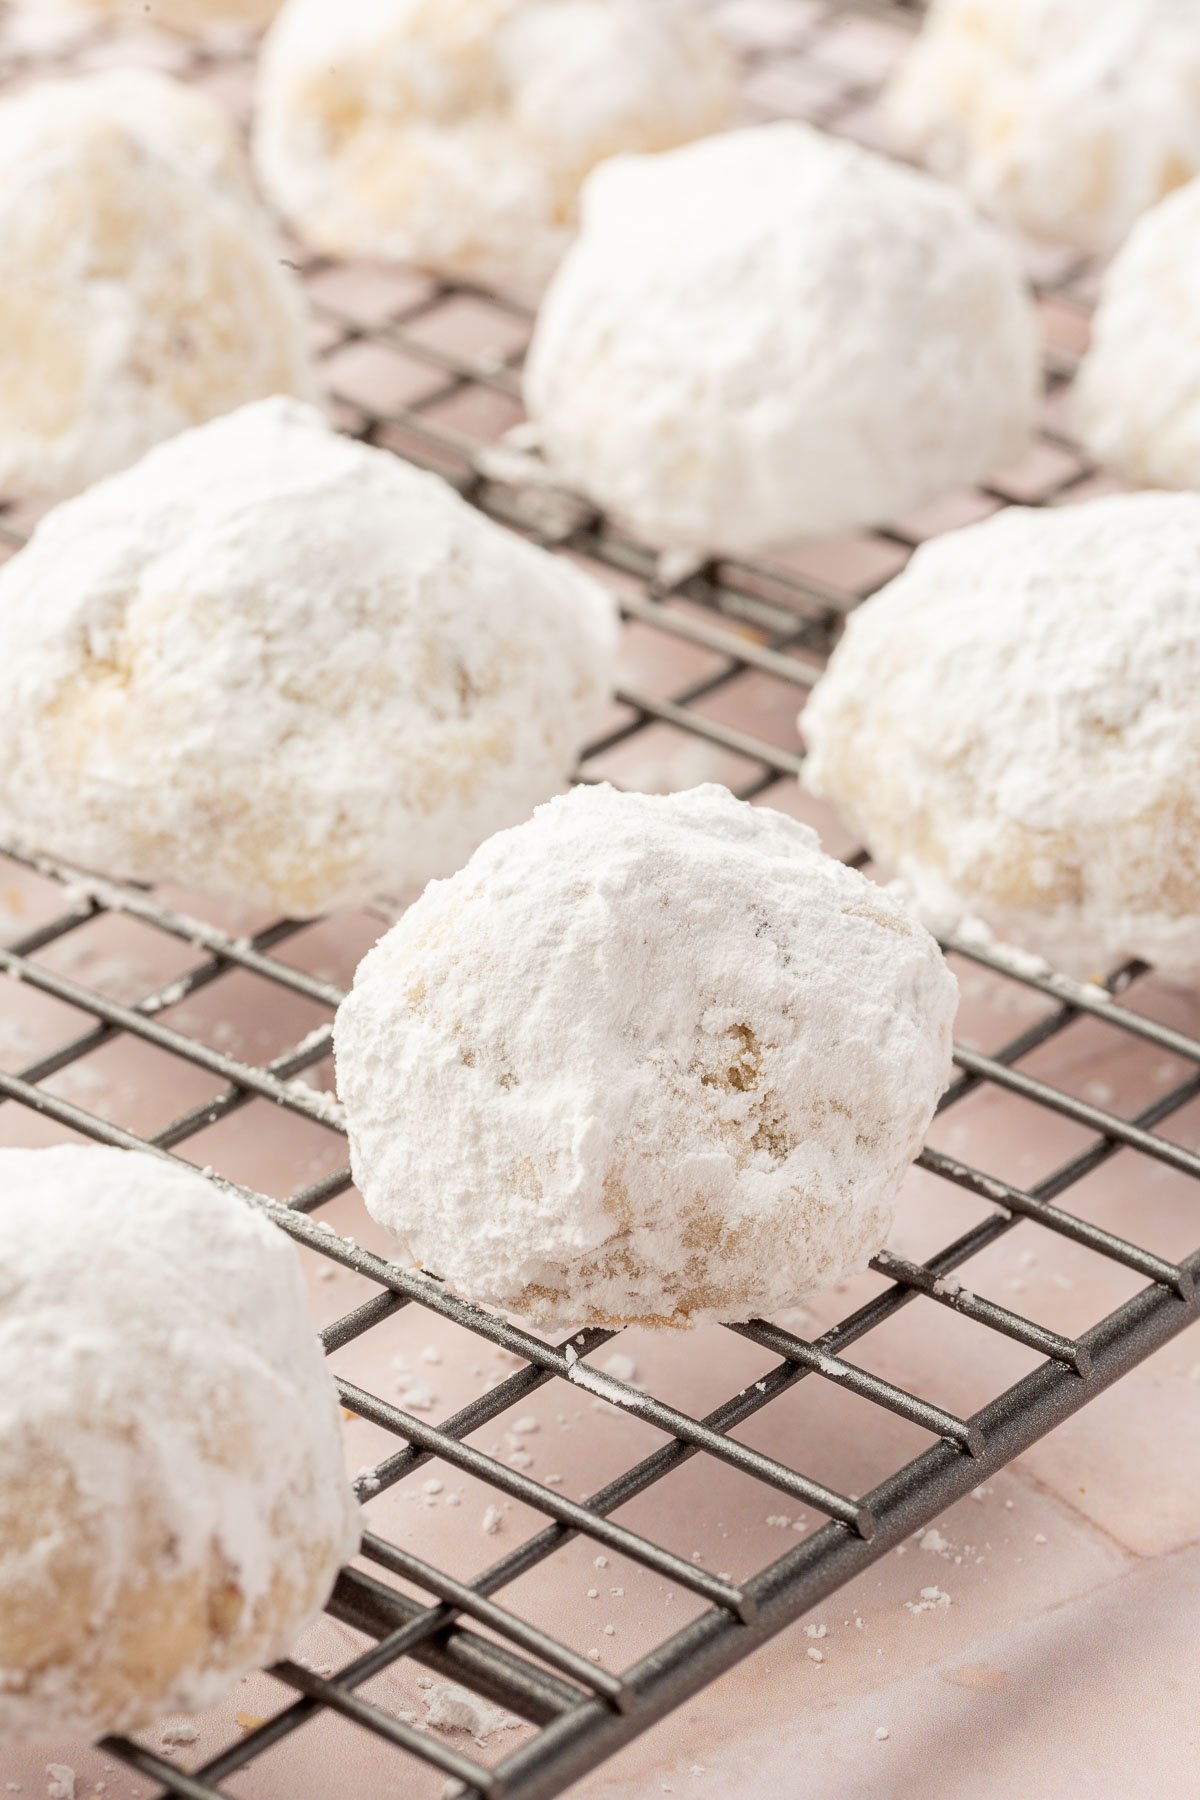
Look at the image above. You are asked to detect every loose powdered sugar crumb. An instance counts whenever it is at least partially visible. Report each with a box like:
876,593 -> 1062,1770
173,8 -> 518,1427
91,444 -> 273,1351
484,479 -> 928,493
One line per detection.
423,1684 -> 514,1744
160,1724 -> 200,1749
905,1587 -> 952,1615
567,1361 -> 644,1407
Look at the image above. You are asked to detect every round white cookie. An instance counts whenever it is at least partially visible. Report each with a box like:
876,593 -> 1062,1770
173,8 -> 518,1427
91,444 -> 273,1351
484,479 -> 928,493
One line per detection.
802,492 -> 1200,975
887,0 -> 1200,256
524,123 -> 1038,554
61,0 -> 279,31
0,69 -> 314,502
254,0 -> 733,294
334,784 -> 957,1329
0,398 -> 618,915
0,1146 -> 359,1743
1075,175 -> 1200,489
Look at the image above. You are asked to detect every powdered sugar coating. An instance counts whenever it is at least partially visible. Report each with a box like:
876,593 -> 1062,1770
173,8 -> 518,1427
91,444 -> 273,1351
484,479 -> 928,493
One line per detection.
1075,176 -> 1200,489
334,784 -> 957,1329
802,493 -> 1200,975
524,123 -> 1038,555
254,0 -> 733,296
0,1146 -> 359,1742
0,69 -> 315,501
68,0 -> 279,30
0,398 -> 618,915
887,0 -> 1200,256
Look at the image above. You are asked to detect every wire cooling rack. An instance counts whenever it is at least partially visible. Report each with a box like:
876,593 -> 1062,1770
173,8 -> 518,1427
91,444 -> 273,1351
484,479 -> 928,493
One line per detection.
2,1 -> 1199,1795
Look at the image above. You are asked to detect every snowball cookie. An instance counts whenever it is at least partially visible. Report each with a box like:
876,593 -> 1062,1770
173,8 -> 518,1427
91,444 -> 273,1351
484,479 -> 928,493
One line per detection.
335,784 -> 957,1329
1075,176 -> 1200,489
0,398 -> 618,915
0,68 -> 315,502
254,0 -> 733,295
68,0 -> 279,31
887,0 -> 1200,256
0,1146 -> 359,1743
523,123 -> 1038,554
802,492 -> 1200,976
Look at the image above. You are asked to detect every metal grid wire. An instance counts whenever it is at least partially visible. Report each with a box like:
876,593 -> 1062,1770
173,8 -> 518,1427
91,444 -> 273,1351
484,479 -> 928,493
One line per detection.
1,1 -> 1198,1795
